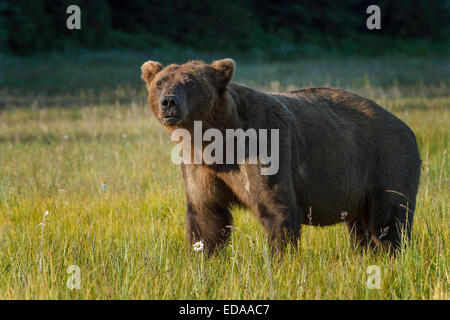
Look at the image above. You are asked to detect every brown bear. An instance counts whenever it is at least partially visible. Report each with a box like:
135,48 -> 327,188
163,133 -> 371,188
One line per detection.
141,58 -> 421,254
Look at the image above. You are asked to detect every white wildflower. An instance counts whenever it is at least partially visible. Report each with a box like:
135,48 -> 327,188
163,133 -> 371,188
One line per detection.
193,241 -> 204,252
38,210 -> 49,228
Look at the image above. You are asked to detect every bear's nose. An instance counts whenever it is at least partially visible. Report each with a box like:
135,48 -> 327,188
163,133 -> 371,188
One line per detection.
160,95 -> 180,111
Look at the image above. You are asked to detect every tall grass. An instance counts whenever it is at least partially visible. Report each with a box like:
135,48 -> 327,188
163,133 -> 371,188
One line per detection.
0,53 -> 448,299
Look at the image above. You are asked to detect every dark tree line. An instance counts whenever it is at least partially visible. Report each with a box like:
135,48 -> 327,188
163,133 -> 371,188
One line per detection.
0,0 -> 448,55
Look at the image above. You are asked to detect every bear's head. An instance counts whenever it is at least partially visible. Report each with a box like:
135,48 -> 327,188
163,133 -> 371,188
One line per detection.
141,59 -> 235,130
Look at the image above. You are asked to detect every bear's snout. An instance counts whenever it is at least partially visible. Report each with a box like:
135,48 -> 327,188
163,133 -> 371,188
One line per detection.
160,95 -> 182,125
160,95 -> 180,111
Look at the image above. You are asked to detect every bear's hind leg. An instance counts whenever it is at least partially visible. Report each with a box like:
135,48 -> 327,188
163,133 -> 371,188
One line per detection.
346,218 -> 371,250
368,190 -> 415,253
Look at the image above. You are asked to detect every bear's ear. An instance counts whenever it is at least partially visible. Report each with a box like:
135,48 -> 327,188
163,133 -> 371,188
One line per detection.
141,60 -> 163,85
211,58 -> 235,89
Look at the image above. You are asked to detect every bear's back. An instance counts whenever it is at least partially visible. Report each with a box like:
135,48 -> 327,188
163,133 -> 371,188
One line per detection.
276,87 -> 417,148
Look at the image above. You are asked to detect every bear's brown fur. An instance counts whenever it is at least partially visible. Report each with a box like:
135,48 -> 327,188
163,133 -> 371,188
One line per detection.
141,58 -> 421,254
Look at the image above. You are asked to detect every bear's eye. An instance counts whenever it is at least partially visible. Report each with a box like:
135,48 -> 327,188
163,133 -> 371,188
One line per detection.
156,80 -> 162,89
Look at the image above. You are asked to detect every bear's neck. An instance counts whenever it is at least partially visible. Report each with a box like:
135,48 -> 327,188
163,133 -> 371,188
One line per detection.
199,88 -> 240,132
205,82 -> 259,132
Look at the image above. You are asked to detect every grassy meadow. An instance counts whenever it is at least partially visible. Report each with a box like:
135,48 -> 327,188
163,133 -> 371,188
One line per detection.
0,52 -> 448,299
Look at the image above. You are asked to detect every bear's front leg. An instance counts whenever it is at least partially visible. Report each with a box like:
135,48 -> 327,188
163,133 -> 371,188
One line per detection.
255,200 -> 302,253
185,202 -> 233,254
182,164 -> 236,254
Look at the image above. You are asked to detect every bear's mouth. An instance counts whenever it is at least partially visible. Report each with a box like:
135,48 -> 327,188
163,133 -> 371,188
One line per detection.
161,116 -> 182,125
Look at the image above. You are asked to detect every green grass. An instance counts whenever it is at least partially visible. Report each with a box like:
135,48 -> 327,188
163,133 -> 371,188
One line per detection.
0,52 -> 448,299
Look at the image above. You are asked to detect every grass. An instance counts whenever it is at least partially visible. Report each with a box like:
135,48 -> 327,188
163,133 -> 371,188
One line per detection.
0,52 -> 448,299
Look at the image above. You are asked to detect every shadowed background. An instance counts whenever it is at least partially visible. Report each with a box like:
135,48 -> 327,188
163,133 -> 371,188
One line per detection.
0,0 -> 449,56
